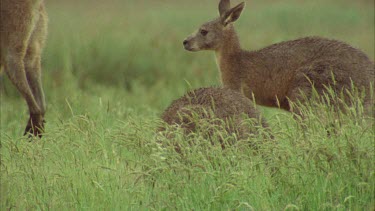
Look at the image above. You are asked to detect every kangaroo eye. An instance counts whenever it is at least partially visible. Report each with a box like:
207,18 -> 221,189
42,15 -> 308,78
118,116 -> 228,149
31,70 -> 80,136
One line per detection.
200,29 -> 208,36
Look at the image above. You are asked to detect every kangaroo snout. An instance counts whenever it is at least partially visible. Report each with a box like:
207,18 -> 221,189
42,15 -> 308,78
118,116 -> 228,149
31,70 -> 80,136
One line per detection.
183,38 -> 192,51
183,37 -> 198,51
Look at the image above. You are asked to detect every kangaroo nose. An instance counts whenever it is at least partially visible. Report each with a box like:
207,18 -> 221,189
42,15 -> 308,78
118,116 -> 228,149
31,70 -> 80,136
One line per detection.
183,40 -> 188,46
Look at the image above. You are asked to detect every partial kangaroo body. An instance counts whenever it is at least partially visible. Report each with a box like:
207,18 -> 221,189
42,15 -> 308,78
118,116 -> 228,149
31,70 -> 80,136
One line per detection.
0,0 -> 48,137
183,0 -> 374,116
238,37 -> 374,111
160,87 -> 269,150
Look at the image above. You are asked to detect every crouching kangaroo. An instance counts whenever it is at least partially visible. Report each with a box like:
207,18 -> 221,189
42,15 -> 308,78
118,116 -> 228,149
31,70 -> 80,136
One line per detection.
183,0 -> 374,117
0,0 -> 48,137
160,87 -> 269,150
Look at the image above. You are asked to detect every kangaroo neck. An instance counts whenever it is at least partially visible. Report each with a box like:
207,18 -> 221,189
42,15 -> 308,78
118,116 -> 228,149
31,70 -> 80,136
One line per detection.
215,25 -> 242,57
214,25 -> 243,90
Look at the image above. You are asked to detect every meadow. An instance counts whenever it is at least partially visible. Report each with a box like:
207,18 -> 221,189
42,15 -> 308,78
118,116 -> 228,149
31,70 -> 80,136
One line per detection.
1,0 -> 374,209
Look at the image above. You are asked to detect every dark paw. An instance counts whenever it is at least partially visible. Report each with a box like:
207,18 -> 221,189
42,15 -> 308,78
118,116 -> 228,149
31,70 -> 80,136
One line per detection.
24,114 -> 45,138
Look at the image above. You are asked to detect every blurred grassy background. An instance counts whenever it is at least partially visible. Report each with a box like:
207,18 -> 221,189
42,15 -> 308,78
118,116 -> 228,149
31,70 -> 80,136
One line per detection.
0,0 -> 374,210
1,0 -> 373,117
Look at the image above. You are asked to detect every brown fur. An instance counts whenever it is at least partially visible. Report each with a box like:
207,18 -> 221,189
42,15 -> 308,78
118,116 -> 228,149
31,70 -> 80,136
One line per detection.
0,0 -> 48,137
161,87 -> 269,149
183,0 -> 374,116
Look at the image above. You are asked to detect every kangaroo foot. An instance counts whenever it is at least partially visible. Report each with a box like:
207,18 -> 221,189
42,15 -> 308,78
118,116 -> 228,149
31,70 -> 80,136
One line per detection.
24,114 -> 45,138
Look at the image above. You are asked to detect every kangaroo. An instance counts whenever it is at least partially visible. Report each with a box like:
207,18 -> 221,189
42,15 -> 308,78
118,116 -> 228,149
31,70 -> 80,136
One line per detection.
0,0 -> 48,137
183,0 -> 374,116
161,87 -> 269,149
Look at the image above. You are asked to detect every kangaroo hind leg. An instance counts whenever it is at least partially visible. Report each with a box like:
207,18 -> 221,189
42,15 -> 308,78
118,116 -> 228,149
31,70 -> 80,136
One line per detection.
3,6 -> 43,137
24,4 -> 48,137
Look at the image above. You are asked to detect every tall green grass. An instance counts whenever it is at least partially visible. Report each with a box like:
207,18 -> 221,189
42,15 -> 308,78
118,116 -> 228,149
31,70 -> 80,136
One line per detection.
1,0 -> 374,209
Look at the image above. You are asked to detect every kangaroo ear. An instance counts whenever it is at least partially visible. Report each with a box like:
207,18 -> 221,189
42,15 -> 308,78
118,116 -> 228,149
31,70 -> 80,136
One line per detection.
221,2 -> 245,26
218,0 -> 230,16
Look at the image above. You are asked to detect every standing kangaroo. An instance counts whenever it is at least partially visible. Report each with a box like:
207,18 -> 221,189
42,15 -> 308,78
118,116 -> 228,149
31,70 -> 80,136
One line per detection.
0,0 -> 48,137
183,0 -> 374,116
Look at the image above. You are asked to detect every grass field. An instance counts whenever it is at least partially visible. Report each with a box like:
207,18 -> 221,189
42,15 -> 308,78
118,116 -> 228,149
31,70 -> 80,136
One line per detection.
1,0 -> 374,209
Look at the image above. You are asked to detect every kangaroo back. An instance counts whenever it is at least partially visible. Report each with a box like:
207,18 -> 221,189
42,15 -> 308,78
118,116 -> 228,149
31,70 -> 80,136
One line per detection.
161,87 -> 269,148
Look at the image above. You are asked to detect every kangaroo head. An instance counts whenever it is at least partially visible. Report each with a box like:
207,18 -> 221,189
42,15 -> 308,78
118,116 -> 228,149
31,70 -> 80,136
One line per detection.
183,0 -> 245,51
